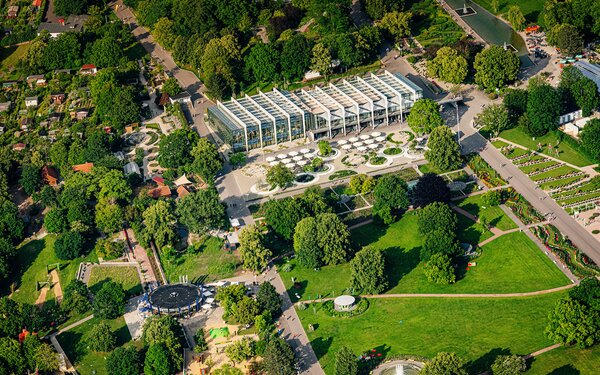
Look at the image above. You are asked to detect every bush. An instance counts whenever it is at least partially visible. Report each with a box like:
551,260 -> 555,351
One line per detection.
54,231 -> 86,260
482,190 -> 502,206
321,298 -> 369,318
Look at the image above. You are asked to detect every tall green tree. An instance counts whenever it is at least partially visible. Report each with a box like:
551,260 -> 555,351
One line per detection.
264,197 -> 308,240
141,200 -> 177,249
93,281 -> 126,319
476,104 -> 510,136
571,78 -> 600,117
372,174 -> 409,224
506,6 -> 526,31
503,89 -> 528,125
87,321 -> 116,352
89,36 -> 124,68
19,165 -> 41,196
142,315 -> 183,367
55,231 -> 86,260
144,344 -> 172,375
350,247 -> 387,294
421,352 -> 468,375
263,337 -> 296,375
95,200 -> 124,234
189,138 -> 223,183
379,11 -> 412,43
491,354 -> 526,375
245,43 -> 280,83
281,34 -> 311,81
425,126 -> 461,172
157,128 -> 199,169
411,173 -> 451,208
316,213 -> 350,265
426,47 -> 468,84
311,43 -> 333,79
547,24 -> 583,55
176,188 -> 225,233
526,83 -> 561,136
0,199 -> 24,245
545,297 -> 600,348
407,99 -> 444,135
335,346 -> 358,375
423,253 -> 456,284
580,119 -> 600,161
62,279 -> 91,314
257,282 -> 281,317
266,164 -> 295,189
0,239 -> 16,284
239,225 -> 272,272
474,45 -> 520,91
106,347 -> 140,375
293,216 -> 322,268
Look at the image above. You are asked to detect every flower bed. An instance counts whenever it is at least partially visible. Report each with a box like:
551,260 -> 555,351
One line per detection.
329,170 -> 357,181
369,156 -> 387,165
466,154 -> 506,188
531,225 -> 600,278
383,147 -> 403,156
503,188 -> 544,224
386,131 -> 414,145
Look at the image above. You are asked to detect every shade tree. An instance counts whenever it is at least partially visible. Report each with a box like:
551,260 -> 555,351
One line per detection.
545,297 -> 599,348
407,99 -> 444,135
157,129 -> 200,169
476,104 -> 510,136
54,231 -> 86,260
350,247 -> 387,294
372,174 -> 409,224
421,352 -> 468,375
426,47 -> 468,84
62,279 -> 91,314
425,126 -> 462,172
93,281 -> 126,319
526,83 -> 561,136
239,225 -> 272,273
263,337 -> 296,375
257,282 -> 282,317
335,346 -> 358,375
106,347 -> 140,375
189,138 -> 223,183
474,45 -> 520,91
580,119 -> 600,161
87,321 -> 116,352
411,173 -> 451,208
491,354 -> 526,375
266,164 -> 295,189
176,188 -> 225,234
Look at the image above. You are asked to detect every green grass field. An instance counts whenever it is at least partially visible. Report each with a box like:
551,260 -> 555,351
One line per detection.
162,236 -> 239,284
299,293 -> 564,374
0,44 -> 29,80
88,266 -> 143,296
279,214 -> 568,300
456,194 -> 518,231
456,213 -> 494,244
474,0 -> 546,25
526,345 -> 600,374
6,236 -> 98,305
57,316 -> 141,375
499,128 -> 594,167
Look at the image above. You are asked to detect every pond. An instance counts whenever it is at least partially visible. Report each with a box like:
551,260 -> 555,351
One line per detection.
445,0 -> 533,66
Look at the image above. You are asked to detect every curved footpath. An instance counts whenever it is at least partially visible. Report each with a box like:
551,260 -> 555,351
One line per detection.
297,283 -> 576,305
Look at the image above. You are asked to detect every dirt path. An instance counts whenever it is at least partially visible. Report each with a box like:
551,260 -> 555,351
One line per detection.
50,269 -> 63,302
299,283 -> 577,304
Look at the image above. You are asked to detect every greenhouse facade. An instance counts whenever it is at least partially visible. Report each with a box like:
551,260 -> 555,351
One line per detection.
207,70 -> 423,152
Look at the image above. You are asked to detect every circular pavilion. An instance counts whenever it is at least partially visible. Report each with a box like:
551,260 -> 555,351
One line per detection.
334,295 -> 356,312
148,283 -> 203,316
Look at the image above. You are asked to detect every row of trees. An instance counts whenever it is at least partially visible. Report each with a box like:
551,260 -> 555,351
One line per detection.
543,0 -> 600,55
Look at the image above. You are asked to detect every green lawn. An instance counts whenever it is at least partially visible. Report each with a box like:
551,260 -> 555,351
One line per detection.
279,214 -> 568,300
6,236 -> 98,305
530,166 -> 579,182
0,44 -> 29,80
299,293 -> 564,374
456,213 -> 494,244
57,316 -> 141,375
527,345 -> 600,375
88,266 -> 143,296
519,161 -> 559,175
474,0 -> 546,25
162,236 -> 239,284
499,128 -> 594,167
456,195 -> 518,231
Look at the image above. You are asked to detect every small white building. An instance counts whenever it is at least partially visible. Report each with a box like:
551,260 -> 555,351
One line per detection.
25,97 -> 39,108
559,109 -> 583,125
169,91 -> 192,105
564,117 -> 592,137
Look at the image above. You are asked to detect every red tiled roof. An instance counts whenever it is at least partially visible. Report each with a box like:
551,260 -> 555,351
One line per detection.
152,176 -> 165,186
176,185 -> 190,198
32,0 -> 42,7
72,162 -> 94,173
81,64 -> 96,70
41,166 -> 59,185
148,186 -> 171,198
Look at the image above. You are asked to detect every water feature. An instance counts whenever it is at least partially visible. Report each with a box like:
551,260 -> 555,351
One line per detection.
445,0 -> 532,66
379,363 -> 421,375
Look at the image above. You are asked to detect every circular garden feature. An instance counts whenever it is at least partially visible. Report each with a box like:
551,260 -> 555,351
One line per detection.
148,283 -> 203,315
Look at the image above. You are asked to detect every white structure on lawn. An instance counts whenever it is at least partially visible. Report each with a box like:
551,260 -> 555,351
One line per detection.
207,71 -> 423,152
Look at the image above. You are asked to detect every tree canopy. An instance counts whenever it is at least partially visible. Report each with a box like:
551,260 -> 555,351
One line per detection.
189,138 -> 223,183
158,129 -> 200,169
372,174 -> 409,224
474,45 -> 520,91
350,247 -> 387,294
176,188 -> 225,233
421,352 -> 468,375
526,83 -> 561,136
407,99 -> 444,135
335,346 -> 358,375
425,126 -> 462,172
476,104 -> 510,136
93,281 -> 126,319
426,47 -> 468,84
411,173 -> 451,208
239,225 -> 272,272
580,119 -> 600,162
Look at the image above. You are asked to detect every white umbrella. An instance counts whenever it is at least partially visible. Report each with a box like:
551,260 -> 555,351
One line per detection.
285,162 -> 295,169
337,139 -> 348,145
372,131 -> 382,137
304,153 -> 315,159
269,161 -> 280,166
359,134 -> 370,140
357,146 -> 367,152
293,155 -> 303,161
368,143 -> 379,149
266,156 -> 276,162
341,144 -> 352,150
364,139 -> 374,145
277,154 -> 287,159
281,158 -> 291,163
375,136 -> 386,142
353,142 -> 363,147
300,148 -> 311,154
289,151 -> 299,157
349,137 -> 359,142
297,160 -> 308,166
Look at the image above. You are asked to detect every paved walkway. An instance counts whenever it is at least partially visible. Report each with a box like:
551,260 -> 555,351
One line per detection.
124,228 -> 159,287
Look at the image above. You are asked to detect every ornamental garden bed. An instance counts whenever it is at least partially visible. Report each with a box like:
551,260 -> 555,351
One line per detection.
383,147 -> 403,156
467,155 -> 506,187
329,170 -> 357,181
